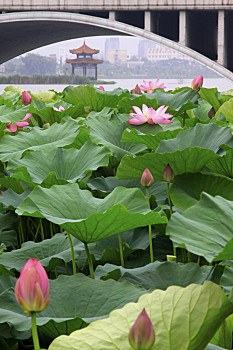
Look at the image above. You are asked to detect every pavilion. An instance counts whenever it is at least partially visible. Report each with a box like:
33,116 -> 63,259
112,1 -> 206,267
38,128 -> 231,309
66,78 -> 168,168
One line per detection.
66,41 -> 103,80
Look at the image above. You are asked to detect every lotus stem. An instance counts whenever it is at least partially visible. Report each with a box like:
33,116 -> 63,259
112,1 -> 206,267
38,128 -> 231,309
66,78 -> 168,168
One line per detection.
84,243 -> 95,279
146,187 -> 154,263
40,219 -> 44,241
0,335 -> 11,350
67,231 -> 76,274
166,183 -> 176,258
197,256 -> 201,265
182,111 -> 186,128
49,222 -> 54,238
31,312 -> 40,350
118,233 -> 125,267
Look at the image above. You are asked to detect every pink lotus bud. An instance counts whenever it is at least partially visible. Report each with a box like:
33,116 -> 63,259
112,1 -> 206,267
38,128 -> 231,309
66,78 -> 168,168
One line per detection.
22,91 -> 32,106
141,168 -> 154,187
163,164 -> 174,183
131,84 -> 142,95
15,259 -> 50,315
208,107 -> 216,119
128,308 -> 155,350
191,75 -> 203,91
98,86 -> 105,91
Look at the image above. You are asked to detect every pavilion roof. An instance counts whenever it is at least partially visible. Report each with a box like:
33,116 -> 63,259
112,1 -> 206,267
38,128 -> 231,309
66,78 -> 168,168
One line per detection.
69,41 -> 100,55
66,58 -> 103,64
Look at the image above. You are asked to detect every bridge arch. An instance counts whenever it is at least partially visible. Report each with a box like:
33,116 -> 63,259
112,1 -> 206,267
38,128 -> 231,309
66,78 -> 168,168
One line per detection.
1,11 -> 233,81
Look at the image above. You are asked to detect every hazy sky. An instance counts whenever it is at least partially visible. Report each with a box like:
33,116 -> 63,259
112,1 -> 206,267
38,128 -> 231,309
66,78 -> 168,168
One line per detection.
28,35 -> 143,59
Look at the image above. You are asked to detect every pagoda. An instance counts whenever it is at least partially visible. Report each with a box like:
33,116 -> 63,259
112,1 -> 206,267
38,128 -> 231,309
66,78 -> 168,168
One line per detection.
66,41 -> 103,80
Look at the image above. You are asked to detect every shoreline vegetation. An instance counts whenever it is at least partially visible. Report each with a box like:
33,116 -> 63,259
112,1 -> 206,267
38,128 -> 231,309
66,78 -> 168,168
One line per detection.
0,74 -> 115,85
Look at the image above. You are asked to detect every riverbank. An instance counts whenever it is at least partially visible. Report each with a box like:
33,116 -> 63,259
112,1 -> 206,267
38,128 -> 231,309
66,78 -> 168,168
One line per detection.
0,74 -> 115,85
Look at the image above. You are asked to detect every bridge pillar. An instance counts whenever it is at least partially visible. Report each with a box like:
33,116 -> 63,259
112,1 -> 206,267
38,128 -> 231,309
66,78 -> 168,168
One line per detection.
179,11 -> 187,46
109,11 -> 116,21
217,10 -> 226,67
144,11 -> 153,32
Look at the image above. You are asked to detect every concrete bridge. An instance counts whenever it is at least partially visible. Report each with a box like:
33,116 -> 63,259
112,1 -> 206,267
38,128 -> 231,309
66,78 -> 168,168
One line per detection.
1,1 -> 233,80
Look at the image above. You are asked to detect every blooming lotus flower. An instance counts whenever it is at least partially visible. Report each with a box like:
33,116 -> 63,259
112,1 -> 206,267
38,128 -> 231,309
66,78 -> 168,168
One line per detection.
129,104 -> 173,125
22,91 -> 32,105
53,105 -> 65,112
5,113 -> 31,133
128,308 -> 155,350
131,84 -> 142,94
191,75 -> 203,91
141,169 -> 154,188
140,79 -> 166,93
98,86 -> 105,91
163,163 -> 174,182
15,259 -> 50,315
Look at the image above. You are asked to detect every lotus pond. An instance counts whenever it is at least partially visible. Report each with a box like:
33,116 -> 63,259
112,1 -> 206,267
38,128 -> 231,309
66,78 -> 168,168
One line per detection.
1,81 -> 233,350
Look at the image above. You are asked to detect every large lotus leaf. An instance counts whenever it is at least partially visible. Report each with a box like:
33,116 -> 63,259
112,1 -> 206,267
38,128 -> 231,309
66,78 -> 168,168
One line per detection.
167,193 -> 233,262
210,314 -> 233,350
193,101 -> 212,121
0,234 -> 86,272
156,123 -> 233,153
117,148 -> 219,181
117,94 -> 158,114
64,85 -> 126,111
170,172 -> 233,210
199,87 -> 221,111
85,111 -> 146,160
205,345 -> 227,350
0,189 -> 31,210
121,127 -> 182,150
48,281 -> 233,350
7,143 -> 110,186
207,149 -> 233,178
32,105 -> 85,125
0,119 -> 81,162
0,211 -> 18,248
220,261 -> 233,295
16,184 -> 167,243
146,87 -> 198,115
0,105 -> 29,124
89,176 -> 167,205
0,176 -> 25,194
31,90 -> 57,101
0,273 -> 146,339
95,261 -> 224,290
215,98 -> 233,122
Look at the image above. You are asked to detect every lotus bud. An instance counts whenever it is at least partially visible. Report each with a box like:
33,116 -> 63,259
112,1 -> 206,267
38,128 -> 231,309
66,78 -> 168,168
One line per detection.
43,123 -> 50,129
191,75 -> 203,91
98,86 -> 105,91
22,91 -> 32,105
162,164 -> 174,183
128,308 -> 155,350
131,84 -> 142,95
15,259 -> 50,316
84,106 -> 90,116
208,107 -> 216,119
141,168 -> 154,188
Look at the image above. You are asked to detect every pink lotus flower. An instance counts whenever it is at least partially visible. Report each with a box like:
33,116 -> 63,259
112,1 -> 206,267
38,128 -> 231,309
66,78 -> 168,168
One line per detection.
141,168 -> 154,188
15,259 -> 50,315
5,113 -> 31,133
191,75 -> 203,91
22,91 -> 32,106
129,104 -> 173,125
53,105 -> 65,112
128,308 -> 155,350
140,79 -> 166,93
98,86 -> 105,91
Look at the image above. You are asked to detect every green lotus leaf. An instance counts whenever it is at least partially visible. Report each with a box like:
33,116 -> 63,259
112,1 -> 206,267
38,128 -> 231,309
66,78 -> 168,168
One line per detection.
31,90 -> 57,101
117,148 -> 219,181
0,274 -> 146,339
95,261 -> 224,290
220,261 -> 233,295
0,189 -> 31,210
89,176 -> 167,205
7,143 -> 110,187
4,86 -> 24,94
85,110 -> 146,160
33,105 -> 85,125
0,176 -> 25,194
0,211 -> 18,248
215,98 -> 233,122
64,85 -> 126,111
193,101 -> 212,120
16,184 -> 167,243
0,119 -> 81,161
205,345 -> 227,350
167,193 -> 233,262
121,127 -> 182,151
171,172 -> 233,210
0,105 -> 29,124
48,281 -> 233,350
199,87 -> 221,111
118,94 -> 158,114
210,314 -> 233,350
207,149 -> 233,178
156,123 -> 233,153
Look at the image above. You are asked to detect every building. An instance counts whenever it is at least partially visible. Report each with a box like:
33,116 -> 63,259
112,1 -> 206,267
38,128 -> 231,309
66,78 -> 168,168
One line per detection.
147,46 -> 191,62
105,38 -> 120,59
138,40 -> 158,58
66,41 -> 103,80
106,49 -> 128,64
